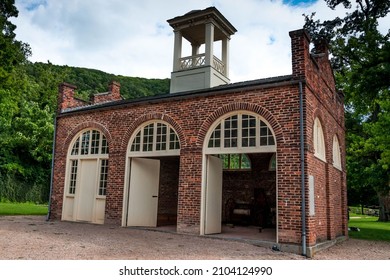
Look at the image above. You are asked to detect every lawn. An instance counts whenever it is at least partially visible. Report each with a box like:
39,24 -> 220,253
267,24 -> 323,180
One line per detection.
0,202 -> 48,215
348,212 -> 390,242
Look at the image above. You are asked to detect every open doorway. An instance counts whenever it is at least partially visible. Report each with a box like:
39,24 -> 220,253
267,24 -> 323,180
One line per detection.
122,120 -> 181,230
220,153 -> 276,241
202,111 -> 277,242
124,156 -> 179,229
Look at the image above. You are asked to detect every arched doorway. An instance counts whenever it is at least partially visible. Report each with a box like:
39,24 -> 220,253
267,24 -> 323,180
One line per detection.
62,129 -> 109,224
201,111 -> 277,241
122,120 -> 180,229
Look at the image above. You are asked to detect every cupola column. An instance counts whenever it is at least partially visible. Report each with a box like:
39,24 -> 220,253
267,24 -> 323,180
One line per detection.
173,30 -> 182,71
222,37 -> 230,76
205,22 -> 214,66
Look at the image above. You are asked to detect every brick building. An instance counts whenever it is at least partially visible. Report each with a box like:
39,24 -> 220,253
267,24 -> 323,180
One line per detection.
49,7 -> 347,257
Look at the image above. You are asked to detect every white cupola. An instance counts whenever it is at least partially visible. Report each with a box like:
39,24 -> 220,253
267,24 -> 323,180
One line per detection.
167,7 -> 237,93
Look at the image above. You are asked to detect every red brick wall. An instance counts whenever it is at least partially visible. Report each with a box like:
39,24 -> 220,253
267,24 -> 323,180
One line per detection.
91,81 -> 122,104
57,83 -> 89,113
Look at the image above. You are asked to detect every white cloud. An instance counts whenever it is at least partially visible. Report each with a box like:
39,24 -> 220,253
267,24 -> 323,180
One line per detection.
11,0 -> 389,83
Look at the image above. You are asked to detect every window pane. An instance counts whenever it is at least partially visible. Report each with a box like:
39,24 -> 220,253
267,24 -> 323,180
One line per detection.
260,121 -> 275,146
269,154 -> 276,170
71,138 -> 80,155
156,123 -> 167,151
242,115 -> 256,147
131,131 -> 141,152
101,135 -> 109,154
208,124 -> 221,148
169,128 -> 180,150
241,154 -> 251,169
221,154 -> 251,170
81,131 -> 90,155
224,116 -> 238,148
98,159 -> 109,196
91,130 -> 100,154
69,160 -> 78,194
143,124 -> 154,151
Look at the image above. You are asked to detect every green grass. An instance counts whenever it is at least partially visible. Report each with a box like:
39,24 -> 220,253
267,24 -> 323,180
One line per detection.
0,202 -> 48,215
348,213 -> 390,241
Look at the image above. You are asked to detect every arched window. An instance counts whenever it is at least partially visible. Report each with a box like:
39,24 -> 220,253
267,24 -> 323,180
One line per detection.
129,121 -> 180,156
313,118 -> 326,161
63,129 -> 109,224
68,129 -> 109,196
332,135 -> 342,170
206,112 -> 276,154
219,154 -> 251,170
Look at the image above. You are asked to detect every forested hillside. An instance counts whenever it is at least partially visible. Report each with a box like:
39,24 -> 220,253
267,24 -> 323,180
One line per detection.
25,62 -> 170,100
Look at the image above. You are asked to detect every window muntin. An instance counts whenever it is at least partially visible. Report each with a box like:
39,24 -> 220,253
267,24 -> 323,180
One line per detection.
207,112 -> 276,152
99,159 -> 109,196
81,131 -> 90,155
71,129 -> 109,156
142,124 -> 154,152
313,118 -> 326,161
131,131 -> 141,152
242,114 -> 256,147
71,138 -> 79,155
129,121 -> 180,155
169,128 -> 180,150
219,154 -> 251,170
91,130 -> 100,154
260,120 -> 275,146
208,124 -> 221,148
332,135 -> 342,170
224,115 -> 238,148
69,160 -> 78,195
156,123 -> 167,151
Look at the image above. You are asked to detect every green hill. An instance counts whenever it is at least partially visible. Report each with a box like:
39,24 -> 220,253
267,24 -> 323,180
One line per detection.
25,62 -> 170,101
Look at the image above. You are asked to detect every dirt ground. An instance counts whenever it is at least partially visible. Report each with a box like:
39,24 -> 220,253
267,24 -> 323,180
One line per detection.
0,215 -> 389,260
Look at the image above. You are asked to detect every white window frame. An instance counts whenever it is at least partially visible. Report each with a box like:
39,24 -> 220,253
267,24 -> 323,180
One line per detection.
332,135 -> 342,170
313,118 -> 326,162
128,120 -> 180,157
205,111 -> 276,155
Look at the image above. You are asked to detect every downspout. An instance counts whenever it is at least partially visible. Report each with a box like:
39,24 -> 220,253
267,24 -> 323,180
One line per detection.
299,81 -> 307,256
46,115 -> 57,221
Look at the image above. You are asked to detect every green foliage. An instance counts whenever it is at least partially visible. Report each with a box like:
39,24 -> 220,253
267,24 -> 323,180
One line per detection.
304,0 -> 390,220
0,202 -> 48,215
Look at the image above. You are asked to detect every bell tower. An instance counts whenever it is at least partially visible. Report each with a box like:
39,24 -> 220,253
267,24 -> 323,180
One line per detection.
167,7 -> 237,93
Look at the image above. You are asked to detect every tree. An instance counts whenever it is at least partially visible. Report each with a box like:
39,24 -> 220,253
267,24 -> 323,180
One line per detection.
304,0 -> 390,220
0,0 -> 31,84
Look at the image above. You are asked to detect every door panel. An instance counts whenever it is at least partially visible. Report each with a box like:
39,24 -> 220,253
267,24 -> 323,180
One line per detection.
76,159 -> 98,222
205,155 -> 223,234
127,158 -> 160,227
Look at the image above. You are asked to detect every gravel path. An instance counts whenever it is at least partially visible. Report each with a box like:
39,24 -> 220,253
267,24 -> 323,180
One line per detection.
0,216 -> 389,260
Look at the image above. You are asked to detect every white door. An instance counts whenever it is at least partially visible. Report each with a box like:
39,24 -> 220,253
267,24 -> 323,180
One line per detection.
205,155 -> 223,234
127,158 -> 160,227
76,159 -> 98,222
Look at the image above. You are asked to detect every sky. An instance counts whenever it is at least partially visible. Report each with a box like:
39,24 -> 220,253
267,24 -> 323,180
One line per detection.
11,0 -> 390,83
